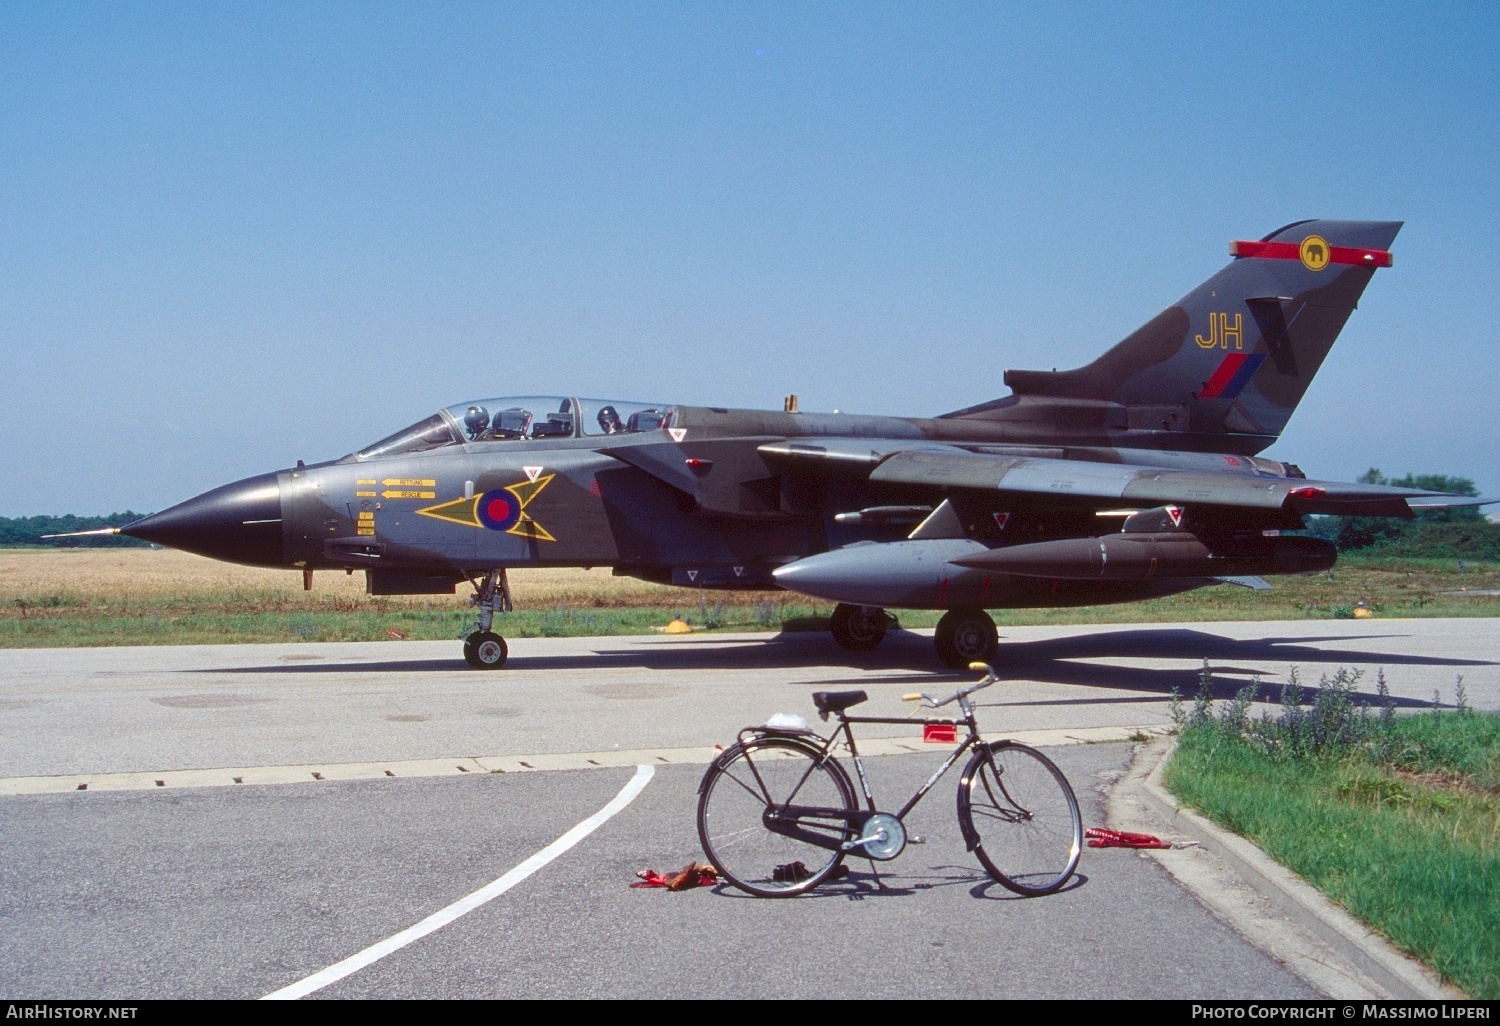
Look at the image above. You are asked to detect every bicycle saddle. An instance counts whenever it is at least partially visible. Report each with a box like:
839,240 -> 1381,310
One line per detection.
812,690 -> 868,715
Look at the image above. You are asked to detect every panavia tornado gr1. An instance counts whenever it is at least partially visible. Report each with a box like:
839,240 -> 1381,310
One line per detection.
116,219 -> 1487,669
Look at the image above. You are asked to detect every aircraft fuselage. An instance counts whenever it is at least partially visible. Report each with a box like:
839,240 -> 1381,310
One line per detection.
120,220 -> 1456,669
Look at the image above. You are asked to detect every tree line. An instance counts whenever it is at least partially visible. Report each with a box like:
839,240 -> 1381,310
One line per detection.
0,513 -> 154,548
1304,470 -> 1500,559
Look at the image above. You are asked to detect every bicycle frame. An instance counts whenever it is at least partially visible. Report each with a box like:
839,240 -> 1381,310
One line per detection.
835,709 -> 982,820
747,701 -> 987,852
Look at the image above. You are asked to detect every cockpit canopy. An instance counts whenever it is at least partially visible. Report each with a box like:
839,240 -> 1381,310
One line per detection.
355,397 -> 674,460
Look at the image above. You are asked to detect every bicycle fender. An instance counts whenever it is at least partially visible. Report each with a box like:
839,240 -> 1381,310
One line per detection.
740,725 -> 821,741
698,734 -> 838,796
955,743 -> 998,853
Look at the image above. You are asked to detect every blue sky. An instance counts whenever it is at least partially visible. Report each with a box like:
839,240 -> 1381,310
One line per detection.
3,1 -> 1496,515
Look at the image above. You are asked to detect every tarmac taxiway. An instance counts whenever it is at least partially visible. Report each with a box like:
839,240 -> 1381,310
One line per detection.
1,619 -> 1493,998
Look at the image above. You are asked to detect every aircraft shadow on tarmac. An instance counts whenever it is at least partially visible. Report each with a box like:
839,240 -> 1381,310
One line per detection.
806,627 -> 1493,710
196,626 -> 1491,709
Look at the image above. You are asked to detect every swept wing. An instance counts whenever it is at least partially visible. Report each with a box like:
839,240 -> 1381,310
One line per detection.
758,439 -> 1488,519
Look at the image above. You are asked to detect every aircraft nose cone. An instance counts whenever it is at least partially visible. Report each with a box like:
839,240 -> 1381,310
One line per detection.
121,472 -> 285,566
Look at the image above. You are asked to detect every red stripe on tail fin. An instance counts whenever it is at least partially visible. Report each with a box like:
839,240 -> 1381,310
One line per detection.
1198,353 -> 1248,399
1231,240 -> 1392,267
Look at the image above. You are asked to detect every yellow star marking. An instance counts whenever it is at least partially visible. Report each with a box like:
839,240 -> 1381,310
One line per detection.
507,518 -> 556,542
413,474 -> 557,542
414,495 -> 481,527
504,474 -> 556,542
506,475 -> 551,508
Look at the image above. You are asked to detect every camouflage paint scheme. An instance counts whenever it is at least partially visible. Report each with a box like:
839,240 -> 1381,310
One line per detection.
123,220 -> 1486,667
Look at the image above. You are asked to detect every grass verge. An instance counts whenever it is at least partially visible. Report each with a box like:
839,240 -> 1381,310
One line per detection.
0,599 -> 838,647
0,549 -> 1497,647
1163,669 -> 1500,997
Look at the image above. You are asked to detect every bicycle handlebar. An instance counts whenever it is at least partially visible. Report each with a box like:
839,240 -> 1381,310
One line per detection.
900,662 -> 998,709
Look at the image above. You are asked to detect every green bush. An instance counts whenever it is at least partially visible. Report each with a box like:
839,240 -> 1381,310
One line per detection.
1305,469 -> 1492,555
1171,663 -> 1491,778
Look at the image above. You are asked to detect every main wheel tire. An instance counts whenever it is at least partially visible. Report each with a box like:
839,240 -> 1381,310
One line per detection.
697,738 -> 858,897
463,631 -> 508,669
957,741 -> 1082,895
934,606 -> 997,668
830,603 -> 889,651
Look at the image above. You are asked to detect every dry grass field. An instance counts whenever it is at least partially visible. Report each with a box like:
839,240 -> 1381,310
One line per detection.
0,548 -> 819,646
1,546 -> 1497,647
0,548 -> 697,607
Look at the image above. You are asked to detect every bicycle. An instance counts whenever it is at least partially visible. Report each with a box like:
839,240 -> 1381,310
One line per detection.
696,662 -> 1083,898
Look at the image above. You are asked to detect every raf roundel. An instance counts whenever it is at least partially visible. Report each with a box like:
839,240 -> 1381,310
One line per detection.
476,490 -> 522,532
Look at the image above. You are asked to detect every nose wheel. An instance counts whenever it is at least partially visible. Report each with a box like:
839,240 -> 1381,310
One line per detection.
934,606 -> 997,668
463,631 -> 509,669
462,569 -> 513,670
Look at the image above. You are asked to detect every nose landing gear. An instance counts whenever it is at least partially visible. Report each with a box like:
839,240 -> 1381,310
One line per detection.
462,569 -> 513,669
463,631 -> 508,669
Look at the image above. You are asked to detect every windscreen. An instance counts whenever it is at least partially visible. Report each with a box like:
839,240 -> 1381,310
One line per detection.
356,413 -> 461,460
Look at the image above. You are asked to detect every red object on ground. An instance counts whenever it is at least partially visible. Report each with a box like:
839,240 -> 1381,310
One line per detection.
923,723 -> 957,743
1085,827 -> 1171,849
631,862 -> 720,890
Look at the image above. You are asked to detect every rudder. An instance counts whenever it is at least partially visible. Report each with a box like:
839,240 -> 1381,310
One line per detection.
957,220 -> 1402,452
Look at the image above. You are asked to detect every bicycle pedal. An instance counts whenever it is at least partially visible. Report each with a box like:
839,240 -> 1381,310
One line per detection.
909,835 -> 926,845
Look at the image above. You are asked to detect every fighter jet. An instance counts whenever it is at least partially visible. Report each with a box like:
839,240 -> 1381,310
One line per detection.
116,219 -> 1487,669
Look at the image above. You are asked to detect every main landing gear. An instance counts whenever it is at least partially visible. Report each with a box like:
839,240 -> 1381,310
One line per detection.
934,606 -> 998,669
829,603 -> 893,651
829,602 -> 1000,669
462,569 -> 513,669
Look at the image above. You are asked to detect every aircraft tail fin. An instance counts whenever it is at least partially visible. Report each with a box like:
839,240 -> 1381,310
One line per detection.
948,220 -> 1402,451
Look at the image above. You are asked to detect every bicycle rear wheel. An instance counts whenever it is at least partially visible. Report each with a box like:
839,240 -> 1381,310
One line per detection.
957,741 -> 1082,895
697,738 -> 857,897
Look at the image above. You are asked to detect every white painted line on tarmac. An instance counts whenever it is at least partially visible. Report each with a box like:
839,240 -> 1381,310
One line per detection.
260,763 -> 656,1000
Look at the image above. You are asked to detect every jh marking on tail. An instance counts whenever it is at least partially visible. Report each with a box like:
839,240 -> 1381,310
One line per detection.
1196,312 -> 1244,350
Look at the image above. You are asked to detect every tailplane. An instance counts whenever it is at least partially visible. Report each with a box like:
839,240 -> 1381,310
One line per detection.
946,220 -> 1402,452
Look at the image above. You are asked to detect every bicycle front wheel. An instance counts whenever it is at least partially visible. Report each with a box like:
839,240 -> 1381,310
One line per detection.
697,738 -> 857,897
958,741 -> 1082,896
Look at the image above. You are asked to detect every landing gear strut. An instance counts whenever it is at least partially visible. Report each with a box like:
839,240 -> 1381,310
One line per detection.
830,603 -> 892,651
463,569 -> 513,669
934,606 -> 997,669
